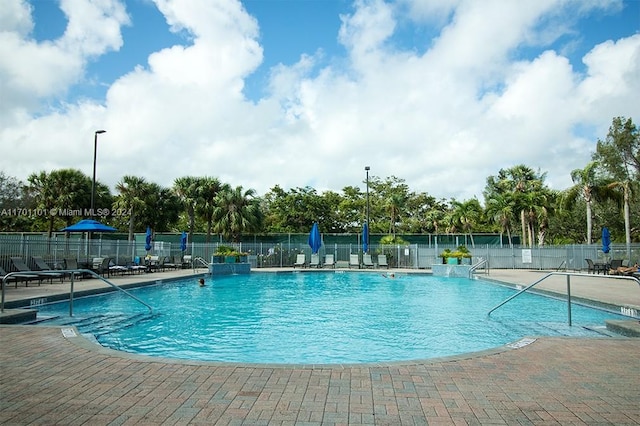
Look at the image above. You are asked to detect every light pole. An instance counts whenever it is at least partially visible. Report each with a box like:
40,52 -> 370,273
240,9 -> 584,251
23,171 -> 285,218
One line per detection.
365,166 -> 370,252
91,130 -> 106,213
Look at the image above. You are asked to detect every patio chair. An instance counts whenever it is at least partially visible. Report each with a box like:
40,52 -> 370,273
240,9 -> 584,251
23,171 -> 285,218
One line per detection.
293,254 -> 306,268
31,256 -> 64,283
362,254 -> 374,268
377,254 -> 389,269
0,266 -> 40,288
585,259 -> 606,275
324,254 -> 335,268
349,254 -> 360,269
309,253 -> 320,268
181,255 -> 192,269
63,258 -> 84,280
163,256 -> 179,270
10,257 -> 48,285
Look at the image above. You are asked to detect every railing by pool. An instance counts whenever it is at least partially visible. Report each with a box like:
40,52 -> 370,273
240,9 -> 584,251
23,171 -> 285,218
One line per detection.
1,269 -> 153,316
487,271 -> 640,325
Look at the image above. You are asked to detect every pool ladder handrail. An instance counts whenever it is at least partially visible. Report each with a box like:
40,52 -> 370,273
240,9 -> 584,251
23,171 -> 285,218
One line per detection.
192,256 -> 210,269
1,269 -> 153,316
468,257 -> 488,278
487,271 -> 640,326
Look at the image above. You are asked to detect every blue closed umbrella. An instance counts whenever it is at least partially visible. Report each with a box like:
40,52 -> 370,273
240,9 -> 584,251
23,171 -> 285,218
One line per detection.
363,222 -> 369,254
602,227 -> 611,254
180,231 -> 187,252
61,219 -> 116,233
308,222 -> 322,254
145,226 -> 152,252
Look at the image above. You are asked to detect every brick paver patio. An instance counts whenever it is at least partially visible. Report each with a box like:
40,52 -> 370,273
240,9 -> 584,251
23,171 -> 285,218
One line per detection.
1,325 -> 639,425
1,269 -> 640,424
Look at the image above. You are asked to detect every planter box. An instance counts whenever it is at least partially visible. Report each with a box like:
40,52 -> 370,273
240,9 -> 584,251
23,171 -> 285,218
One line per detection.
225,256 -> 236,263
446,257 -> 459,265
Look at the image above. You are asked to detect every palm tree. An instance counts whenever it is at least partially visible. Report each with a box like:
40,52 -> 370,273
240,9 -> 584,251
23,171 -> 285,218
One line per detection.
114,176 -> 148,241
450,199 -> 482,248
196,177 -> 229,243
485,192 -> 516,247
385,193 -> 407,237
563,162 -> 614,244
173,176 -> 200,237
213,186 -> 263,242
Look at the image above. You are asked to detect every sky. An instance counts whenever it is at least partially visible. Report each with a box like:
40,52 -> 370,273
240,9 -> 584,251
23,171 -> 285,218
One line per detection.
1,0 -> 639,204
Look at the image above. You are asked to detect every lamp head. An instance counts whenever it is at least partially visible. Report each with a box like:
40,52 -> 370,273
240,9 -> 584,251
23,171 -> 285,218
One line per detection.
95,130 -> 106,135
365,166 -> 370,171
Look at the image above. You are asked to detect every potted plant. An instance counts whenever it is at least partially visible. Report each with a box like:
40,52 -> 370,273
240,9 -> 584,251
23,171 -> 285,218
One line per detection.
440,246 -> 472,265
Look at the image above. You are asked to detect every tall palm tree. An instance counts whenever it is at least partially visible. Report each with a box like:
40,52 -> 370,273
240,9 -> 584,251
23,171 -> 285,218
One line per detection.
485,192 -> 516,247
114,176 -> 148,241
450,199 -> 482,248
196,177 -> 229,243
173,176 -> 200,237
385,193 -> 406,237
563,161 -> 613,244
213,186 -> 263,242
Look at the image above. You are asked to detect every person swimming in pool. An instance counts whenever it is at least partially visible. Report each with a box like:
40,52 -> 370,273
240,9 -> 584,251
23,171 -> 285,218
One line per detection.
382,272 -> 396,279
198,278 -> 206,287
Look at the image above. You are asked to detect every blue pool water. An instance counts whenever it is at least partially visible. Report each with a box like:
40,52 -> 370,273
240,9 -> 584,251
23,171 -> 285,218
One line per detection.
36,272 -> 626,364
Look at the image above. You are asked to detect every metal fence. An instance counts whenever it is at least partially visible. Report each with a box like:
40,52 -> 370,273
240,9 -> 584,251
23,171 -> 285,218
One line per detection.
1,234 -> 638,272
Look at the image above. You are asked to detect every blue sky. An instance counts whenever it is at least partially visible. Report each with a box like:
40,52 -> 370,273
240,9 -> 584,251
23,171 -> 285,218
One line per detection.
1,0 -> 639,201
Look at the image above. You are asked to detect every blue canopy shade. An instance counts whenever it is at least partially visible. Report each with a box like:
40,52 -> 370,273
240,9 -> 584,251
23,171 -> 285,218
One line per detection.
61,219 -> 116,233
362,222 -> 369,253
180,231 -> 187,252
145,226 -> 152,251
602,227 -> 611,254
308,222 -> 322,254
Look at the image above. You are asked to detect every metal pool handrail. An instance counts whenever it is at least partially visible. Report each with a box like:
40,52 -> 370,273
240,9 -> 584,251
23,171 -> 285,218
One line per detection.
487,271 -> 640,326
2,269 -> 153,316
469,257 -> 488,277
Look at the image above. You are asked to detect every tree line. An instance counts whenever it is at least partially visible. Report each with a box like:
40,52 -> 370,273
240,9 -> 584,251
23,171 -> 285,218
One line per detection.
1,117 -> 638,246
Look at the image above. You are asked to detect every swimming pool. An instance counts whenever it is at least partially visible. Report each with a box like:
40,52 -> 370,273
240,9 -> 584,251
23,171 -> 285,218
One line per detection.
36,272 -> 626,364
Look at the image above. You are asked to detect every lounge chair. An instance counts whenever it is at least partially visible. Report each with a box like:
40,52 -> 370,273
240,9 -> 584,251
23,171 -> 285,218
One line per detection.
182,255 -> 192,269
63,258 -> 84,280
377,254 -> 389,269
309,253 -> 320,268
0,266 -> 40,288
608,259 -> 623,275
349,254 -> 360,269
163,256 -> 179,270
10,257 -> 48,285
362,254 -> 374,268
324,254 -> 335,269
585,258 -> 606,274
293,254 -> 306,268
31,256 -> 65,282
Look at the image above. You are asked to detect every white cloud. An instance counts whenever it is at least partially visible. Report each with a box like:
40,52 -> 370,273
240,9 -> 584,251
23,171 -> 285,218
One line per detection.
0,0 -> 638,205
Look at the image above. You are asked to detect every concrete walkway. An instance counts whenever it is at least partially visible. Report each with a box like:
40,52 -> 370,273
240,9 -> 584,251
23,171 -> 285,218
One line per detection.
1,268 -> 640,425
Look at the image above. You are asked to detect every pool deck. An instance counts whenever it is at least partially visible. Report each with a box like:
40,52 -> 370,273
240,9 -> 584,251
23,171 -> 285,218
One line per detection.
1,268 -> 640,425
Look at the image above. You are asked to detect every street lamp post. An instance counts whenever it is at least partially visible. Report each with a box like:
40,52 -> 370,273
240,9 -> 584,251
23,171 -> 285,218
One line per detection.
91,130 -> 106,213
365,166 -> 370,252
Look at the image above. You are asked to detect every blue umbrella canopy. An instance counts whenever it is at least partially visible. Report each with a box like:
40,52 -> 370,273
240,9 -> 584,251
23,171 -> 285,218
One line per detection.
362,222 -> 369,253
180,231 -> 187,252
61,219 -> 116,233
145,226 -> 152,251
308,222 -> 322,254
602,227 -> 611,254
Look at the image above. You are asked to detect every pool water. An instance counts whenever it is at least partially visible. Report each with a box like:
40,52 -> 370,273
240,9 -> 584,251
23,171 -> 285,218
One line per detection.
36,272 -> 626,364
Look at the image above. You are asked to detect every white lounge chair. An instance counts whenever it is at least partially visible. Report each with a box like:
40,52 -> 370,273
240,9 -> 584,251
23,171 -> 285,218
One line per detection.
294,253 -> 306,268
349,254 -> 360,269
324,254 -> 335,268
377,254 -> 389,269
362,254 -> 374,268
309,253 -> 320,268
